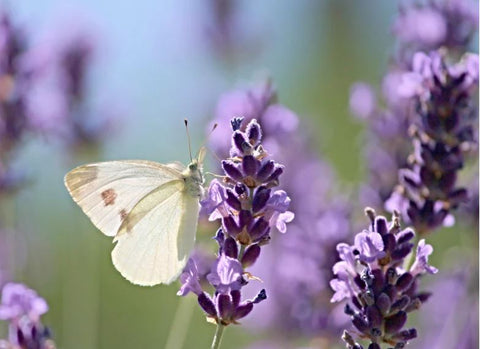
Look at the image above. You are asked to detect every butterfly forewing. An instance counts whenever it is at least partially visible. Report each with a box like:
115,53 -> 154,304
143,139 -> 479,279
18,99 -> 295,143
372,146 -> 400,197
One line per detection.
64,160 -> 183,237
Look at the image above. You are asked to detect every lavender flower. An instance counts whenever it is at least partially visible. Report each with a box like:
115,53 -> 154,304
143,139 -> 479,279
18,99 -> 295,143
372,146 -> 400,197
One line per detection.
178,118 -> 292,347
331,208 -> 436,348
387,51 -> 478,234
0,283 -> 55,349
351,0 -> 478,216
209,82 -> 351,340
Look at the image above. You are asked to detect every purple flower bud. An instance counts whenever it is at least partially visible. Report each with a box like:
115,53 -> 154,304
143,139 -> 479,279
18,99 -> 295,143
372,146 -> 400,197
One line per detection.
266,165 -> 284,183
217,294 -> 234,320
238,210 -> 253,228
391,243 -> 414,260
385,311 -> 407,334
242,155 -> 260,177
230,117 -> 244,131
225,189 -> 242,211
234,183 -> 246,196
245,119 -> 262,145
249,218 -> 269,241
366,306 -> 382,328
352,315 -> 369,333
222,216 -> 241,237
396,273 -> 414,292
223,237 -> 238,259
222,160 -> 243,182
396,229 -> 415,244
376,293 -> 391,315
374,217 -> 389,235
391,295 -> 411,312
256,160 -> 275,182
392,328 -> 417,341
241,244 -> 260,267
198,292 -> 217,317
252,187 -> 271,213
252,289 -> 267,304
234,302 -> 253,320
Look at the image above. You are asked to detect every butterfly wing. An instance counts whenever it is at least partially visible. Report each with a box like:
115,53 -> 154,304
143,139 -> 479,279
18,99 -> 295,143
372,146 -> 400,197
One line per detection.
64,160 -> 183,237
111,180 -> 200,285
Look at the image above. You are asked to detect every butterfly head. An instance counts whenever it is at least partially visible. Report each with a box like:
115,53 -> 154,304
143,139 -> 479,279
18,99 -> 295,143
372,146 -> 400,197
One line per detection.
183,147 -> 205,198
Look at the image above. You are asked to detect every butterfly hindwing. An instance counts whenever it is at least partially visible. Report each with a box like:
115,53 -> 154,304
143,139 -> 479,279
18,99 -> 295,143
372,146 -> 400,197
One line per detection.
64,160 -> 183,237
111,180 -> 199,285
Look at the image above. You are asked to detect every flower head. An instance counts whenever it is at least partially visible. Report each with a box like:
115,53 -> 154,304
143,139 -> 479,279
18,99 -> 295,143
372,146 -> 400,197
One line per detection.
331,209 -> 434,348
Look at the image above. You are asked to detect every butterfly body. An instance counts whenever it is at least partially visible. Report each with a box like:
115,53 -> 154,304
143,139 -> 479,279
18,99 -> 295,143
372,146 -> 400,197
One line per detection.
64,153 -> 205,286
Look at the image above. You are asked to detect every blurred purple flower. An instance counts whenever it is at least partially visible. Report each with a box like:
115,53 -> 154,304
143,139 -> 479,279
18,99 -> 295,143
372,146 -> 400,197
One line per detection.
394,0 -> 478,65
349,83 -> 377,120
412,268 -> 478,349
387,51 -> 478,234
0,283 -> 48,322
0,283 -> 54,348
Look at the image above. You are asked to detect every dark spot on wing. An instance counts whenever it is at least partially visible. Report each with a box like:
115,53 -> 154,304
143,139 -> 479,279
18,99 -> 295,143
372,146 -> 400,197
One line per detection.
101,188 -> 117,206
119,209 -> 128,220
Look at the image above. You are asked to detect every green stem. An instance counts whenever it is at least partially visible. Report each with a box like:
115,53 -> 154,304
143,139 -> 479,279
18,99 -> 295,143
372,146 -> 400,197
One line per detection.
211,323 -> 225,349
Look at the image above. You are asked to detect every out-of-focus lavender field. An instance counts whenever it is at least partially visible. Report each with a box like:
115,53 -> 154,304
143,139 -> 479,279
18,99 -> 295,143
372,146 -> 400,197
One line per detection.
0,1 -> 478,348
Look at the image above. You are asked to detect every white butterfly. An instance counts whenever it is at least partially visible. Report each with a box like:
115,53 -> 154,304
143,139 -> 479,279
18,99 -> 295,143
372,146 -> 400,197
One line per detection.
64,148 -> 205,286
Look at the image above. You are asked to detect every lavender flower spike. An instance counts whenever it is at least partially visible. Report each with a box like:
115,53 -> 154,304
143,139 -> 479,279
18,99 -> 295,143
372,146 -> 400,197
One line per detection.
331,208 -> 436,348
179,118 -> 292,348
388,50 -> 479,234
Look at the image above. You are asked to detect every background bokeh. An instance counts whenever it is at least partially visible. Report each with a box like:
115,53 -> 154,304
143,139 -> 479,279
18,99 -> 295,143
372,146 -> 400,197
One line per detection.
0,1 -> 477,348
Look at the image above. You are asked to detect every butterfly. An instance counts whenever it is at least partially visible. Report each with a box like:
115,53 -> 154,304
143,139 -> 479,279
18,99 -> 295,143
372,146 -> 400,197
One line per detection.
64,147 -> 205,286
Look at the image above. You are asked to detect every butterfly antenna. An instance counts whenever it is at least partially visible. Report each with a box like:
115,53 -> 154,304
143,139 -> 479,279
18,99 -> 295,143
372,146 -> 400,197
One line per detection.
184,119 -> 193,162
199,123 -> 223,162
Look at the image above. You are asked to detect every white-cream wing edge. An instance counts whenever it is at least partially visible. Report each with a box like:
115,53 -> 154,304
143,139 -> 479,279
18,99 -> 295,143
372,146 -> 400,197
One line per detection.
64,160 -> 183,237
111,180 -> 200,286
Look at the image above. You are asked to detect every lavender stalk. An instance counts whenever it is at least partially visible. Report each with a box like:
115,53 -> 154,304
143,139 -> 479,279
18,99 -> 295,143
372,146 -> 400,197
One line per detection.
177,117 -> 293,348
330,208 -> 437,348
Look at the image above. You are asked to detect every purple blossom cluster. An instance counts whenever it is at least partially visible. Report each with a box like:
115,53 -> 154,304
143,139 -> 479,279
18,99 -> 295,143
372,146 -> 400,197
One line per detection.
178,117 -> 293,329
386,51 -> 478,234
350,0 -> 478,218
331,208 -> 437,348
394,0 -> 478,65
0,283 -> 55,349
209,82 -> 352,340
0,8 -> 113,196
